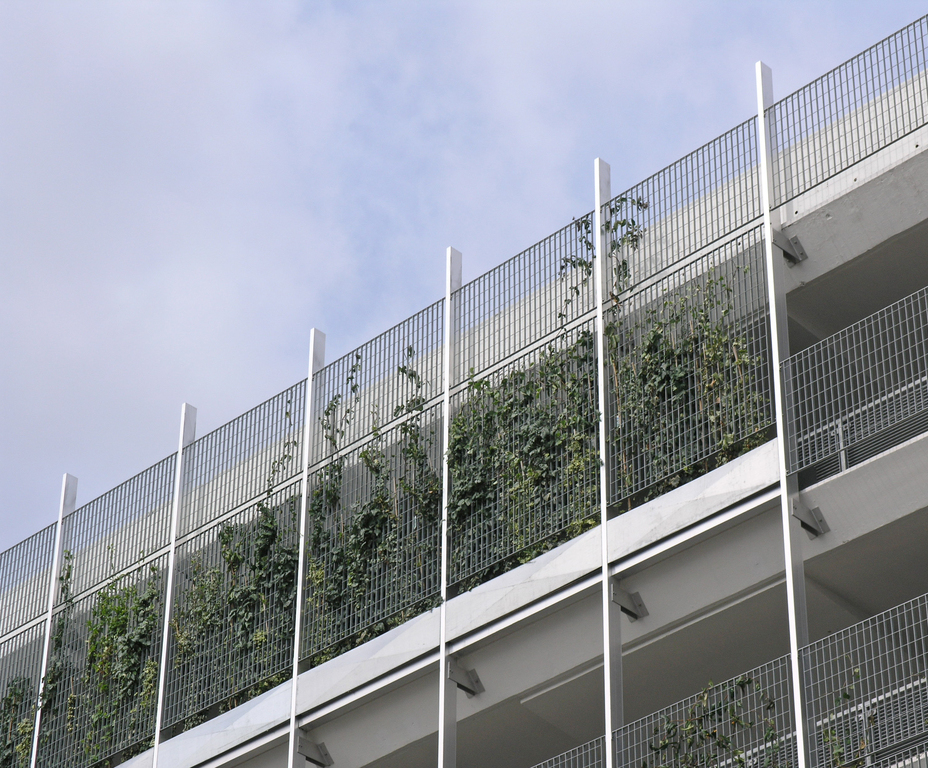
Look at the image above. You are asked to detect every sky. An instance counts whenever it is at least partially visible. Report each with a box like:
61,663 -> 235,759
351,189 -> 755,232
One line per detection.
1,0 -> 926,554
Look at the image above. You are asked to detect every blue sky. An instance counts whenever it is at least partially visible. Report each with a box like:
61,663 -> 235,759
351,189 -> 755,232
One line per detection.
1,1 -> 925,553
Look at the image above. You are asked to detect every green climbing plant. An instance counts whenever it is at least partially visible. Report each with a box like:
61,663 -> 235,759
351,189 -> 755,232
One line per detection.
643,676 -> 784,768
446,328 -> 600,592
304,348 -> 442,664
169,399 -> 301,733
819,659 -> 866,768
82,558 -> 163,763
607,268 -> 771,509
0,676 -> 33,768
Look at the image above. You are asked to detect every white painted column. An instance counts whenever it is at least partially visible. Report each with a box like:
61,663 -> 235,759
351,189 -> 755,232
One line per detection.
438,247 -> 463,768
593,159 -> 624,768
288,328 -> 326,768
29,473 -> 77,768
756,61 -> 811,768
152,403 -> 197,767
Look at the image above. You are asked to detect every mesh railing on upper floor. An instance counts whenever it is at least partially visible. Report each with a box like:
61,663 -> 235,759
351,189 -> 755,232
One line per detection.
309,300 -> 444,465
180,381 -> 305,538
606,226 -> 773,510
608,118 -> 760,300
0,622 -> 45,767
448,320 -> 598,591
163,478 -> 301,731
37,554 -> 167,768
770,15 -> 928,207
0,523 -> 56,639
783,284 -> 928,484
60,454 -> 176,601
532,736 -> 604,768
300,402 -> 442,664
454,215 -> 595,387
802,592 -> 928,768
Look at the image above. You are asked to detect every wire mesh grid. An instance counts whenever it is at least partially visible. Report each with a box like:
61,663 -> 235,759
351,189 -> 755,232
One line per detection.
802,592 -> 928,768
309,301 -> 444,465
162,478 -> 301,731
300,402 -> 442,663
531,736 -> 605,768
454,214 -> 595,386
37,554 -> 167,768
180,380 -> 305,538
608,119 -> 760,299
0,524 -> 56,639
448,320 -> 599,590
783,284 -> 928,477
769,15 -> 928,207
0,623 -> 45,767
606,227 -> 773,509
617,655 -> 797,768
60,454 -> 176,601
868,738 -> 928,768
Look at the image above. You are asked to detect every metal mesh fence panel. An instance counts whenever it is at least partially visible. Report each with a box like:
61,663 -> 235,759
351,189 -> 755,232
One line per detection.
454,215 -> 595,385
770,16 -> 928,207
0,623 -> 45,768
783,284 -> 928,478
0,524 -> 56,639
448,320 -> 599,590
608,119 -> 760,298
532,736 -> 605,768
606,227 -> 773,509
60,455 -> 176,601
180,381 -> 305,537
803,593 -> 928,768
310,301 -> 444,464
301,402 -> 442,663
37,554 -> 167,768
868,739 -> 928,768
163,478 -> 300,731
617,655 -> 797,768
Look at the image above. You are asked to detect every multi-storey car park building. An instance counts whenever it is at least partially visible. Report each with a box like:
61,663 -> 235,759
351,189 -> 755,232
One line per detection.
4,15 -> 928,768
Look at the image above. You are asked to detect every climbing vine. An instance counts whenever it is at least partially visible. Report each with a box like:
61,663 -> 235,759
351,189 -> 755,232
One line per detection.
641,675 -> 789,768
304,348 -> 442,664
818,659 -> 866,768
571,196 -> 771,509
81,559 -> 163,764
608,269 -> 771,509
642,676 -> 784,768
169,401 -> 301,733
0,676 -> 33,768
446,328 -> 599,591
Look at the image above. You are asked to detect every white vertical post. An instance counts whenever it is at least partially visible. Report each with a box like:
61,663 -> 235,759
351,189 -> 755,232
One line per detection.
756,61 -> 810,768
288,328 -> 326,768
29,473 -> 77,768
594,159 -> 623,768
152,403 -> 197,767
438,247 -> 463,768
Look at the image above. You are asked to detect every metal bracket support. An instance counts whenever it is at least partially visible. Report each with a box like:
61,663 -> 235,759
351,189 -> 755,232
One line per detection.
791,498 -> 829,539
771,227 -> 807,265
611,579 -> 648,622
297,734 -> 333,766
447,658 -> 484,698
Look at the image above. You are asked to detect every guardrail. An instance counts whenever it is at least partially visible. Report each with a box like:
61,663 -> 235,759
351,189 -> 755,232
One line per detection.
770,16 -> 928,206
534,592 -> 928,768
783,284 -> 928,485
